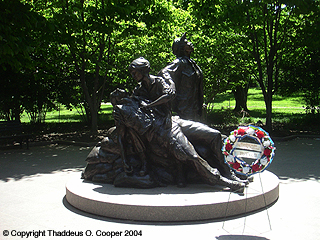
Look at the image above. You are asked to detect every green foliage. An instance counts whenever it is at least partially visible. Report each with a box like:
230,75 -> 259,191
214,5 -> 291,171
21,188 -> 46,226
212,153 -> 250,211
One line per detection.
207,107 -> 239,125
33,0 -> 189,132
190,0 -> 320,131
278,3 -> 320,115
205,88 -> 320,134
0,0 -> 64,123
0,0 -> 41,70
1,0 -> 320,133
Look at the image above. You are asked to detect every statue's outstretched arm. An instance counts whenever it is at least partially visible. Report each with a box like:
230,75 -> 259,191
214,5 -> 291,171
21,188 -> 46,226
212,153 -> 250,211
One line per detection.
141,93 -> 172,108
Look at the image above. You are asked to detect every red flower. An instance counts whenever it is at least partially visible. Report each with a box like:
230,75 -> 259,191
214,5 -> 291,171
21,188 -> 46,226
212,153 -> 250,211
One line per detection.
226,143 -> 233,151
238,128 -> 246,136
252,164 -> 262,172
232,162 -> 241,170
256,130 -> 265,139
264,148 -> 272,156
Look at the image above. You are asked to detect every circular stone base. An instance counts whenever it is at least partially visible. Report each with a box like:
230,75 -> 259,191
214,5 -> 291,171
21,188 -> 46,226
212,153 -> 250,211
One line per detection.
66,171 -> 279,222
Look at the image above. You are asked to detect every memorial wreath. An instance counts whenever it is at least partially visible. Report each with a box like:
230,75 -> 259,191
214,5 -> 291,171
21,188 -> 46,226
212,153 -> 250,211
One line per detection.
222,125 -> 275,176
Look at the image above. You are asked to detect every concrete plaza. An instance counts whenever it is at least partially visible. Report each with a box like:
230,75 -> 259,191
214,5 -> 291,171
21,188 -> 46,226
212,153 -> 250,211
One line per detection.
1,137 -> 320,240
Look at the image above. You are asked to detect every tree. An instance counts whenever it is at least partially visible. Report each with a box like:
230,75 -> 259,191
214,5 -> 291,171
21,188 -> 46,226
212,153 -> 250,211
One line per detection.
0,0 -> 38,70
32,0 -> 182,133
189,2 -> 256,114
191,0 -> 316,131
192,31 -> 254,112
279,2 -> 320,115
0,0 -> 48,122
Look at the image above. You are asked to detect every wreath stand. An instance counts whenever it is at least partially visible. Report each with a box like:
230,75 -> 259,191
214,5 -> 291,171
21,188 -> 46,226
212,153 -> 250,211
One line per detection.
222,173 -> 274,235
221,125 -> 276,235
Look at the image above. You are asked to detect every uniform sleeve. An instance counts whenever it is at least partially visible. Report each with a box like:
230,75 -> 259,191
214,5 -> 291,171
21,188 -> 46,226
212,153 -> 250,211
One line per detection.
157,76 -> 176,101
158,59 -> 182,88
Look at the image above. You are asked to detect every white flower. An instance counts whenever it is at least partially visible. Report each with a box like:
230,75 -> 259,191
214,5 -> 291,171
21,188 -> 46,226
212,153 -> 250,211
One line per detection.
260,158 -> 268,165
243,166 -> 250,174
226,155 -> 234,162
229,135 -> 236,142
263,140 -> 271,148
246,128 -> 255,136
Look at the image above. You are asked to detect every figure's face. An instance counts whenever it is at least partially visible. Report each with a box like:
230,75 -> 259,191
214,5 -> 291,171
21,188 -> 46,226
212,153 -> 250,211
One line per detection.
116,89 -> 128,98
110,88 -> 128,106
184,39 -> 194,56
130,69 -> 144,82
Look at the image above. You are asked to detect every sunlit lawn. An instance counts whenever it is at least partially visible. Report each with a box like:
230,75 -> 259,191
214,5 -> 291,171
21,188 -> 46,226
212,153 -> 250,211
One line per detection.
20,88 -> 310,130
210,88 -> 304,114
21,103 -> 114,123
205,88 -> 311,129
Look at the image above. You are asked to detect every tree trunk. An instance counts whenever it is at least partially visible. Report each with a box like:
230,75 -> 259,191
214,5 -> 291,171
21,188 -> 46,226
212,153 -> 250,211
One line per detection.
265,93 -> 272,133
90,103 -> 98,134
78,71 -> 99,134
232,84 -> 249,113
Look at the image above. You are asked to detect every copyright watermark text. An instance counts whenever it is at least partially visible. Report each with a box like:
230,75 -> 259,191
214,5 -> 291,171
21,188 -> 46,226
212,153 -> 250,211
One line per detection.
2,229 -> 143,238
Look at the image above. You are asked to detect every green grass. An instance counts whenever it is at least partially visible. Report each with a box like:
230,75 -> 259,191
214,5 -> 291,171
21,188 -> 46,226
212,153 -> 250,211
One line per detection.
206,88 -> 320,134
20,88 -> 304,124
18,88 -> 320,135
210,88 -> 304,114
21,103 -> 114,123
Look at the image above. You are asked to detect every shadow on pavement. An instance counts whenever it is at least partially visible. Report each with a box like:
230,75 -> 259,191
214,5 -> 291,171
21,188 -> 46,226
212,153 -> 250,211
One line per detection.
268,138 -> 320,182
1,138 -> 319,182
216,235 -> 269,240
0,144 -> 90,182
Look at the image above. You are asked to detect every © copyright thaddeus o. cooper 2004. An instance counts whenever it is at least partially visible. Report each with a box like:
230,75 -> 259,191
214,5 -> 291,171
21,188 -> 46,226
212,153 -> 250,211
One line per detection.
3,229 -> 143,238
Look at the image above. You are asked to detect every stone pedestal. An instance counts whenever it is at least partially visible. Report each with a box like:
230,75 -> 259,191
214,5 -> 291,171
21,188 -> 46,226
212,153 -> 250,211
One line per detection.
66,171 -> 279,222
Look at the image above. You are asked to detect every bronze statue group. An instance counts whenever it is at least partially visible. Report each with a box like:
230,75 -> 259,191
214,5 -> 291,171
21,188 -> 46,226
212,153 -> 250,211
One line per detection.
82,33 -> 249,191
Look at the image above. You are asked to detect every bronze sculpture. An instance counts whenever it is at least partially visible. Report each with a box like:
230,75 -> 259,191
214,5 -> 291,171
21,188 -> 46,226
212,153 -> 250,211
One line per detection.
82,57 -> 248,191
159,33 -> 204,121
